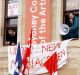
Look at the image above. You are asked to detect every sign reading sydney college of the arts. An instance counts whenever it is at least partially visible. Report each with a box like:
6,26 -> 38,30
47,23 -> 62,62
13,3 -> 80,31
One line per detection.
25,0 -> 51,44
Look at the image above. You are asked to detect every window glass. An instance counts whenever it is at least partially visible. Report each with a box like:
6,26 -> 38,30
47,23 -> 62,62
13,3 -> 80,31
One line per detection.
6,18 -> 18,27
66,0 -> 79,10
7,0 -> 18,3
5,27 -> 17,45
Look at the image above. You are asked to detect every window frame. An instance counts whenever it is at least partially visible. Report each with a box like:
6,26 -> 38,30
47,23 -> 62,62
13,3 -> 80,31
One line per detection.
3,0 -> 18,46
62,0 -> 79,40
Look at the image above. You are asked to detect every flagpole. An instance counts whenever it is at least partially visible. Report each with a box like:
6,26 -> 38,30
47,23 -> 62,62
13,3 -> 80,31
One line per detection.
28,29 -> 32,75
27,29 -> 32,75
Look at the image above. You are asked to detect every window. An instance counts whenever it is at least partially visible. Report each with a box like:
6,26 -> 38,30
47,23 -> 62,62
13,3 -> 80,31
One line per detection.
61,0 -> 79,40
4,0 -> 18,46
6,18 -> 18,27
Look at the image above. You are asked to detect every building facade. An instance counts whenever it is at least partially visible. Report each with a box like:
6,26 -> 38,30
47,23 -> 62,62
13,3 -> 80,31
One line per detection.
0,0 -> 80,75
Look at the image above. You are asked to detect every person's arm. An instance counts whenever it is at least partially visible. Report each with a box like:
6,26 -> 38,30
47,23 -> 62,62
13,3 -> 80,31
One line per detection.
70,16 -> 79,32
5,34 -> 11,45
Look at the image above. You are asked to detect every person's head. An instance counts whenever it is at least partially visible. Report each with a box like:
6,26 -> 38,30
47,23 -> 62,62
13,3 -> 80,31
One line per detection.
69,12 -> 75,20
8,29 -> 15,36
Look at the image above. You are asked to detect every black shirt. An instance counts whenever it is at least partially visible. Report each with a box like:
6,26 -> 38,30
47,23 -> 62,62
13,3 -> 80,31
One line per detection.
6,32 -> 17,45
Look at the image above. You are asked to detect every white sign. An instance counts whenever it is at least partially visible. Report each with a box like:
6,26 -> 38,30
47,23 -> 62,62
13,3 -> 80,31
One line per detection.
8,2 -> 18,16
8,40 -> 70,74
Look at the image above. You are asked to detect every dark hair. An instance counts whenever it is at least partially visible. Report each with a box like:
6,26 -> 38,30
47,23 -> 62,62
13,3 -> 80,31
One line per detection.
69,12 -> 75,16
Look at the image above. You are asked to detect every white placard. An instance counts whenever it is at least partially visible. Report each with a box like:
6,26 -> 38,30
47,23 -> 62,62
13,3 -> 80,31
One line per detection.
8,2 -> 18,16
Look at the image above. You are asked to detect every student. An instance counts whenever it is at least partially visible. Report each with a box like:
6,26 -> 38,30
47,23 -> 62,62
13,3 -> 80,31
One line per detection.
62,12 -> 79,40
5,29 -> 17,45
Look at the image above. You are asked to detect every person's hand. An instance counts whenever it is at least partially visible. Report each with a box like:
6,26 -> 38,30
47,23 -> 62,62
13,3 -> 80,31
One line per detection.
5,41 -> 10,45
70,19 -> 73,23
11,42 -> 15,45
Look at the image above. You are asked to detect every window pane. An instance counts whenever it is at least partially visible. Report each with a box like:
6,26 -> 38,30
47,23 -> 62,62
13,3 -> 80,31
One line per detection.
6,18 -> 18,27
7,0 -> 18,3
5,27 -> 17,46
66,0 -> 79,10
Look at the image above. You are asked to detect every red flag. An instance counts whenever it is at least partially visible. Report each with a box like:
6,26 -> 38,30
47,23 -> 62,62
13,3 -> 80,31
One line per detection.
44,52 -> 57,75
21,30 -> 32,74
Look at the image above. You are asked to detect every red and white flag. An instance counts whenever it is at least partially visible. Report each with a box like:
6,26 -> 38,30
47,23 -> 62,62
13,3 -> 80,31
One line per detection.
44,52 -> 58,75
21,29 -> 32,74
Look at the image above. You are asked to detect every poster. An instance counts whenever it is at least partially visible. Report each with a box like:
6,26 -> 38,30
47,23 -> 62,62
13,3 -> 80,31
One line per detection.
8,2 -> 18,16
25,0 -> 51,44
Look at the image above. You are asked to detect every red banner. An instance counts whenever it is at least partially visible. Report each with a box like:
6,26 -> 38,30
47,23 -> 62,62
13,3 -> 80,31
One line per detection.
25,0 -> 51,44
